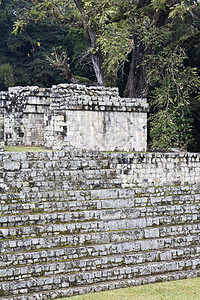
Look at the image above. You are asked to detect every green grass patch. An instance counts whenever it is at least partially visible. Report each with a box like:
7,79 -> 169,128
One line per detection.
57,277 -> 200,300
4,146 -> 53,152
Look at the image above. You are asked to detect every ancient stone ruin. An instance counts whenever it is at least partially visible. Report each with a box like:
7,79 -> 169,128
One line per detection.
0,84 -> 199,299
0,84 -> 148,152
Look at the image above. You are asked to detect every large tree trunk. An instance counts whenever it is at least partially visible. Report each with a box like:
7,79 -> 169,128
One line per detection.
74,0 -> 106,86
91,52 -> 106,86
125,3 -> 172,98
125,35 -> 147,98
87,27 -> 106,86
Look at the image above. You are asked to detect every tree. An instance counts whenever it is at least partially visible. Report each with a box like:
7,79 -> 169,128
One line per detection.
5,0 -> 200,149
12,0 -> 106,86
0,63 -> 15,90
13,1 -> 200,89
94,0 -> 200,149
0,0 -> 93,87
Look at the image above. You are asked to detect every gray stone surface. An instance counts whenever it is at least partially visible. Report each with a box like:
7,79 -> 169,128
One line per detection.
0,84 -> 200,299
0,109 -> 4,152
0,150 -> 200,298
0,84 -> 148,151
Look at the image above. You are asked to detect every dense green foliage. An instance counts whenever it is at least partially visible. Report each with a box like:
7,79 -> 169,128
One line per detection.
0,0 -> 200,151
92,0 -> 200,151
0,0 -> 92,89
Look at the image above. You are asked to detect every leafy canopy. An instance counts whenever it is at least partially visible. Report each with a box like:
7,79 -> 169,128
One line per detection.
3,0 -> 200,149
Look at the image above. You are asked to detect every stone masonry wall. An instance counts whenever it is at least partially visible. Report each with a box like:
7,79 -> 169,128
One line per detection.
1,87 -> 50,146
44,84 -> 148,152
0,109 -> 4,199
2,151 -> 200,194
0,84 -> 148,151
0,149 -> 200,299
0,109 -> 4,152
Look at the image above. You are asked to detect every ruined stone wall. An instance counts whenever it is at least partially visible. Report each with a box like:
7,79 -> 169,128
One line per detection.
0,84 -> 199,299
2,151 -> 200,193
44,84 -> 148,152
0,84 -> 148,152
0,150 -> 200,299
0,109 -> 4,152
1,87 -> 50,146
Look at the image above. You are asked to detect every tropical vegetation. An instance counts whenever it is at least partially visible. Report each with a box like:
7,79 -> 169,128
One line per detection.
0,0 -> 200,150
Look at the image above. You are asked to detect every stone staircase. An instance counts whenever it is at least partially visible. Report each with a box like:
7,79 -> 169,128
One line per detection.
0,185 -> 200,299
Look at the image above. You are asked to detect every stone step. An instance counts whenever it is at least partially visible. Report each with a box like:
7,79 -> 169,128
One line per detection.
3,151 -> 112,170
1,194 -> 200,222
1,203 -> 199,226
134,184 -> 200,197
1,185 -> 200,206
5,178 -> 122,194
4,269 -> 199,300
5,168 -> 122,193
1,189 -> 200,215
1,233 -> 199,268
0,213 -> 199,240
1,259 -> 200,297
2,196 -> 200,217
1,227 -> 200,256
0,188 -> 132,205
1,246 -> 200,281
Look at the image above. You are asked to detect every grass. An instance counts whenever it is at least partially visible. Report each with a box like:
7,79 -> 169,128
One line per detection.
4,147 -> 143,154
57,277 -> 200,300
4,146 -> 53,152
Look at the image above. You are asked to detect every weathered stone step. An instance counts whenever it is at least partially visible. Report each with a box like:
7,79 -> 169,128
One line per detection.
2,269 -> 200,300
0,193 -> 21,205
0,214 -> 199,239
0,188 -> 131,205
3,152 -> 113,171
9,269 -> 200,300
1,194 -> 200,217
2,195 -> 200,218
1,259 -> 200,297
1,227 -> 200,256
1,235 -> 199,269
135,184 -> 200,197
5,168 -> 122,193
2,184 -> 200,206
29,168 -> 118,182
1,204 -> 199,226
1,246 -> 200,281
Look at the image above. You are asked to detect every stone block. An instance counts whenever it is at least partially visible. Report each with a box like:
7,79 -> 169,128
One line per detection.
144,228 -> 160,238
